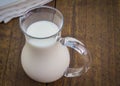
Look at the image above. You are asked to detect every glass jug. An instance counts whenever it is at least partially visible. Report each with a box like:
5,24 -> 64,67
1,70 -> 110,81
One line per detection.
19,6 -> 92,83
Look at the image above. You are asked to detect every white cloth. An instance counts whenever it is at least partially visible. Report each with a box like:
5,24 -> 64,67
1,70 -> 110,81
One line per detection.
0,0 -> 52,23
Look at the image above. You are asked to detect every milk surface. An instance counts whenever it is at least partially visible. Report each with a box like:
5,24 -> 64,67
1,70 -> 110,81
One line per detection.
26,21 -> 59,47
27,21 -> 59,38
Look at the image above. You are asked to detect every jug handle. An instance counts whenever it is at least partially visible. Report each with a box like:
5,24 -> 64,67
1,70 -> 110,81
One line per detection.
58,37 -> 92,77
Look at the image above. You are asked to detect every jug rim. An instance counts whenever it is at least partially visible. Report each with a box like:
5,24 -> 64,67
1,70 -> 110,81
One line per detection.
19,5 -> 64,39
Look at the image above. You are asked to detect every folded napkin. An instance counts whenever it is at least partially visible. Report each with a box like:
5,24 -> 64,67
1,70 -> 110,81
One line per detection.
0,0 -> 52,23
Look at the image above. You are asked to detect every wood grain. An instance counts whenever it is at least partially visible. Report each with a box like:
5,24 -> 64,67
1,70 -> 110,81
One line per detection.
0,21 -> 12,86
113,0 -> 120,86
0,0 -> 120,86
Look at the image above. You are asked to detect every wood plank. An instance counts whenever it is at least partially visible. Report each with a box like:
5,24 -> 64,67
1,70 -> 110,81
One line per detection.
0,21 -> 12,86
106,0 -> 116,86
1,19 -> 23,86
69,0 -> 100,86
71,0 -> 96,86
95,0 -> 109,86
113,0 -> 120,86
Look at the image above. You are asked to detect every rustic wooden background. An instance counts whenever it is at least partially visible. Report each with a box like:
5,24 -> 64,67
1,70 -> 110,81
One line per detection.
0,0 -> 120,86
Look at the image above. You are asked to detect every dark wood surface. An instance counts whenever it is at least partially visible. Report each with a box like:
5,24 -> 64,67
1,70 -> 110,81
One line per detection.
0,0 -> 120,86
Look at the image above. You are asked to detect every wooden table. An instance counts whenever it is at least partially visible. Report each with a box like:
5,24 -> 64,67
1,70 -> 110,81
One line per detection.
0,0 -> 120,86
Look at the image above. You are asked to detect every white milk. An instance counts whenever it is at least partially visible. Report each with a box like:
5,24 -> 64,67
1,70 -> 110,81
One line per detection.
27,21 -> 59,38
21,21 -> 70,83
26,21 -> 59,47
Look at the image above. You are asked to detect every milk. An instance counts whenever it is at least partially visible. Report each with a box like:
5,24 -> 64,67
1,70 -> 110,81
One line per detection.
21,21 -> 70,82
26,21 -> 59,48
